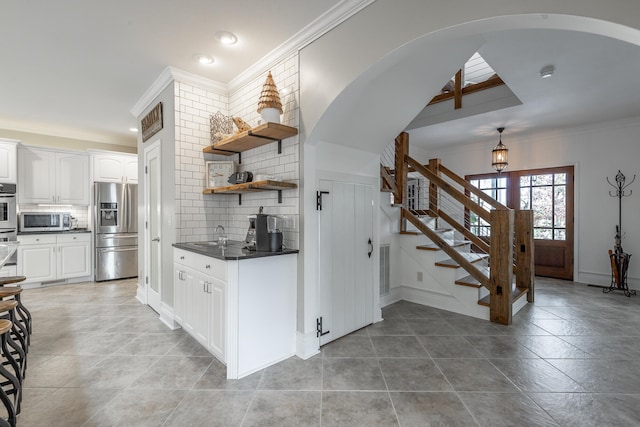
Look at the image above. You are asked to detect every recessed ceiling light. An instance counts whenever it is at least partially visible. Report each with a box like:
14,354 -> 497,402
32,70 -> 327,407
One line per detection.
193,54 -> 214,65
129,127 -> 138,132
215,31 -> 238,45
539,65 -> 555,78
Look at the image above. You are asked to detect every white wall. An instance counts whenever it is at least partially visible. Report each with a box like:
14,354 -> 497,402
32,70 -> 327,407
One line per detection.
420,116 -> 640,288
136,84 -> 176,305
297,2 -> 640,350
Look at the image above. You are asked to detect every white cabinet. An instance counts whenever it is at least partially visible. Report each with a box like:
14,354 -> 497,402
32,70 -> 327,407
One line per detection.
174,248 -> 227,362
57,234 -> 92,279
207,277 -> 226,359
93,153 -> 138,183
17,234 -> 57,283
18,233 -> 91,283
18,147 -> 90,205
173,247 -> 297,379
0,139 -> 18,184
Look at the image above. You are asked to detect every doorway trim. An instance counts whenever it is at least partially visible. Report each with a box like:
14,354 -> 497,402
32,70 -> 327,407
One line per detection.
143,139 -> 163,315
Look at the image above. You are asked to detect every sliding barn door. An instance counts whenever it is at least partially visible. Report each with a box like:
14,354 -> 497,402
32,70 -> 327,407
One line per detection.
318,179 -> 374,346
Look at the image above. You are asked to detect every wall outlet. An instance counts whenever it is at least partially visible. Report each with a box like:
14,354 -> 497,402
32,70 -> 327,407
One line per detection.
417,272 -> 423,282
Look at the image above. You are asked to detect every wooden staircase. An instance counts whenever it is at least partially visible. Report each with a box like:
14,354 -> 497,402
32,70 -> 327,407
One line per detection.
381,132 -> 534,325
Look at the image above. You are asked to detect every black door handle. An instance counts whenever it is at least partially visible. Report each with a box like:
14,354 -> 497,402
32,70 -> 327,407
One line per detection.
368,238 -> 373,258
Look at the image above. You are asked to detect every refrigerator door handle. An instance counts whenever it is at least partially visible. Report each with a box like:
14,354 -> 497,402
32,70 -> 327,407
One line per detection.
99,247 -> 138,253
101,234 -> 137,239
126,184 -> 131,232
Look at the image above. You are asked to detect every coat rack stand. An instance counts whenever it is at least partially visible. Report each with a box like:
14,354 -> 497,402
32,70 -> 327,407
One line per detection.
604,170 -> 635,297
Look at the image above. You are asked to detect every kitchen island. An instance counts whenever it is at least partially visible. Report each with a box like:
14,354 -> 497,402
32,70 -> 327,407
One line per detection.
173,240 -> 298,379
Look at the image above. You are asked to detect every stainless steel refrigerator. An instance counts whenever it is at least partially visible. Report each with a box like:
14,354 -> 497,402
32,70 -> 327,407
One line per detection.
94,182 -> 138,281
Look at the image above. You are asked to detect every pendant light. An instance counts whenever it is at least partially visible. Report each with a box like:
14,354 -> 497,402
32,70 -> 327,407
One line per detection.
492,127 -> 508,173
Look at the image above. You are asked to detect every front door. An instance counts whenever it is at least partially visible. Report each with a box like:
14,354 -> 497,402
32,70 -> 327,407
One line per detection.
512,166 -> 574,280
318,179 -> 374,346
144,141 -> 162,313
467,165 -> 575,280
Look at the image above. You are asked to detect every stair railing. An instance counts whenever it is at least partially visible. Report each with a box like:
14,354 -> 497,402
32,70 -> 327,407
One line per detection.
384,132 -> 533,324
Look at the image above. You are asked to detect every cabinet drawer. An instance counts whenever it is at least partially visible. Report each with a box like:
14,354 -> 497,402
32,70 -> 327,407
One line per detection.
18,234 -> 56,245
174,248 -> 194,267
192,253 -> 226,281
57,233 -> 91,244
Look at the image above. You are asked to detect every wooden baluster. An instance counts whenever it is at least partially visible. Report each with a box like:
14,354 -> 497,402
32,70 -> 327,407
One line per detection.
395,132 -> 409,231
428,158 -> 440,218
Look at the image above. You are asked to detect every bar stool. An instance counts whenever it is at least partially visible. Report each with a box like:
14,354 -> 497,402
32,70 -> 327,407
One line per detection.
0,319 -> 20,427
0,301 -> 26,381
0,277 -> 31,338
0,288 -> 28,354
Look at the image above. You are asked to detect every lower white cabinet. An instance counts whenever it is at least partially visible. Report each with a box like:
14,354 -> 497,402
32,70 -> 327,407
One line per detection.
174,249 -> 226,362
18,233 -> 91,283
173,246 -> 297,379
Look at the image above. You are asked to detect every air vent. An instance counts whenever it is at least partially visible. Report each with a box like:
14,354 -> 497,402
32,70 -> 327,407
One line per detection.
379,244 -> 390,296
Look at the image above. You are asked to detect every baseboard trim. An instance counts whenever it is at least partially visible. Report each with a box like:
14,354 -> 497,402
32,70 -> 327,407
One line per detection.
135,285 -> 147,305
158,302 -> 180,330
578,271 -> 639,289
296,330 -> 320,360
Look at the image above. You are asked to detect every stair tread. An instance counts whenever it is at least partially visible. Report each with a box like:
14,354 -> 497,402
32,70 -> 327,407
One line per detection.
477,287 -> 529,307
417,240 -> 470,251
435,253 -> 488,268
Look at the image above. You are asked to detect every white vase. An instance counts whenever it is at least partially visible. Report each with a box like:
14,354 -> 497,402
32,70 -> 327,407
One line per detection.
260,108 -> 281,124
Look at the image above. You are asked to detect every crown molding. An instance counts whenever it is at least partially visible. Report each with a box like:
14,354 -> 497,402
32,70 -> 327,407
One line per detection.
130,0 -> 375,114
168,66 -> 228,93
129,67 -> 175,118
227,0 -> 376,93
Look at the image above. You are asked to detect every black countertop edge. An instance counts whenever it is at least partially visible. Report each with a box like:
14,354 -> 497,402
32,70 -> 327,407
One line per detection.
18,229 -> 92,235
173,241 -> 299,261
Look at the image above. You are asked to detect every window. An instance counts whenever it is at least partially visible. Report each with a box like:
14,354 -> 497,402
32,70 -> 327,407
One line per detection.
519,172 -> 567,240
467,176 -> 507,237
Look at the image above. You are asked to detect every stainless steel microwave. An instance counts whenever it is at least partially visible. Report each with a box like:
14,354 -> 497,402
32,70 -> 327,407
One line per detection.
20,212 -> 71,232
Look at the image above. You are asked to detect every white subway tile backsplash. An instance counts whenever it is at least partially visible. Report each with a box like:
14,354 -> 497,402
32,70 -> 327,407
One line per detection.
173,53 -> 300,246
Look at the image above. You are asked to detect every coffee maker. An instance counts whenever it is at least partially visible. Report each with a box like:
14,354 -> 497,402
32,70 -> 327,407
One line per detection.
255,207 -> 284,252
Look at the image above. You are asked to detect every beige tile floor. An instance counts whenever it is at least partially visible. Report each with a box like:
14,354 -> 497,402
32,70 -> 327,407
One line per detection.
10,277 -> 640,426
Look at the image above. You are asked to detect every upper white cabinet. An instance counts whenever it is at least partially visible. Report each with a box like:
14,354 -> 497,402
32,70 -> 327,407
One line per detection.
18,147 -> 90,205
93,153 -> 138,183
0,139 -> 18,183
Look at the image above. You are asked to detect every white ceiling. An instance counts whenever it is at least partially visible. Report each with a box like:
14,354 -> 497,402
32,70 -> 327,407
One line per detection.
0,0 -> 342,146
2,3 -> 640,151
408,29 -> 640,148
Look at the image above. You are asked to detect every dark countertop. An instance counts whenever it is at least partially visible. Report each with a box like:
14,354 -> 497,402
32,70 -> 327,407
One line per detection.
173,240 -> 298,261
18,228 -> 92,235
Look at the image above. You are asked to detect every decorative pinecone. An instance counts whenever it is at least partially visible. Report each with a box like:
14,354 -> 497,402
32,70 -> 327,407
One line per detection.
257,71 -> 283,114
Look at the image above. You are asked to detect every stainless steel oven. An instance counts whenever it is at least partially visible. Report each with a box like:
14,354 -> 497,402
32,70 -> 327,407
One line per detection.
0,184 -> 17,230
0,183 -> 17,266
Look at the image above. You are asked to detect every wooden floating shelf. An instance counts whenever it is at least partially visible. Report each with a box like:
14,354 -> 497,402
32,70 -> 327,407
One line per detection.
203,122 -> 298,155
202,180 -> 297,195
